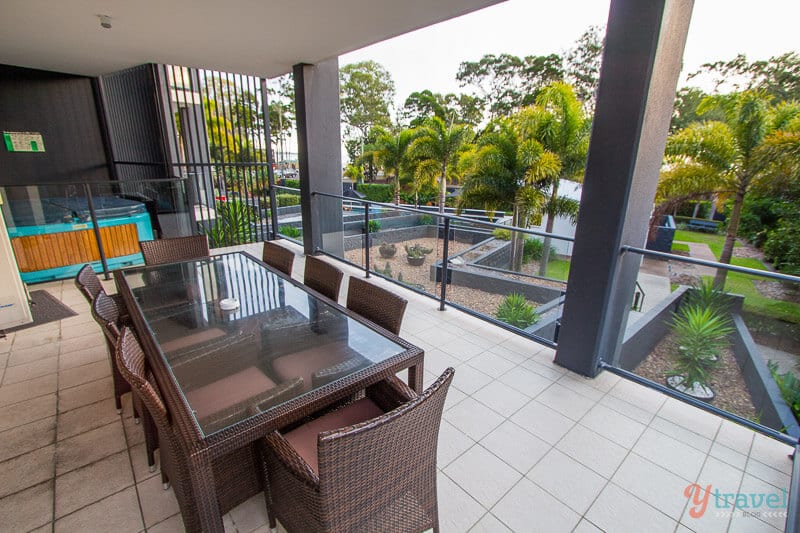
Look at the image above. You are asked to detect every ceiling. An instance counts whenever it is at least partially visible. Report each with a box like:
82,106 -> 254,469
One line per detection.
0,0 -> 503,78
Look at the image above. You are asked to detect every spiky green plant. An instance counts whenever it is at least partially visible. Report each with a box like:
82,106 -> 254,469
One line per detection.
669,304 -> 733,388
404,243 -> 433,258
495,293 -> 539,329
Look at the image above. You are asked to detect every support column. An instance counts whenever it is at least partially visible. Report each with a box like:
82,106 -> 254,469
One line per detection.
293,59 -> 344,256
554,0 -> 694,376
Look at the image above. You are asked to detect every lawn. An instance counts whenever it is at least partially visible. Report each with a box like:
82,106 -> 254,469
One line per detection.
673,229 -> 740,259
547,258 -> 571,281
671,242 -> 690,254
673,230 -> 800,323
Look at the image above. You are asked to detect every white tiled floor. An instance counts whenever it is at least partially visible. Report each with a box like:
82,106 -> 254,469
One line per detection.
0,241 -> 794,532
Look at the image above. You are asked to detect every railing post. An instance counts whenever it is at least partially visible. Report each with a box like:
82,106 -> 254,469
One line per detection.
364,203 -> 370,278
439,217 -> 450,311
84,184 -> 111,280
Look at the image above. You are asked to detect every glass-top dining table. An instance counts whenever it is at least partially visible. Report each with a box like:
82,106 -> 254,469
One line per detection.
115,251 -> 424,531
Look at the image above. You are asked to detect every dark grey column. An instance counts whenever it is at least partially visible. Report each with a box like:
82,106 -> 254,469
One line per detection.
293,59 -> 344,256
554,0 -> 694,376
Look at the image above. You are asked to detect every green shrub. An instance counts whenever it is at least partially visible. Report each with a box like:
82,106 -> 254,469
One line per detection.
523,238 -> 544,262
205,200 -> 256,247
683,279 -> 732,319
404,243 -> 433,258
275,193 -> 300,207
283,178 -> 300,189
368,220 -> 381,233
763,218 -> 800,273
356,183 -> 393,203
418,214 -> 435,226
279,225 -> 302,239
495,293 -> 539,329
492,228 -> 511,240
669,304 -> 733,387
768,362 -> 800,422
374,262 -> 392,277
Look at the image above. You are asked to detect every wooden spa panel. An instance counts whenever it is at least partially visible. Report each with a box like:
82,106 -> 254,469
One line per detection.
11,223 -> 141,272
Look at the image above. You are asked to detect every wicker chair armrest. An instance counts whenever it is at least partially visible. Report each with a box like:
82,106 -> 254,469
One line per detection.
365,375 -> 416,411
263,431 -> 320,489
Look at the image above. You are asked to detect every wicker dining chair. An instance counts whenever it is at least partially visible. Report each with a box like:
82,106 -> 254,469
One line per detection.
115,327 -> 271,533
92,293 -> 158,471
139,235 -> 210,266
262,241 -> 295,276
75,264 -> 106,304
75,264 -> 129,317
346,276 -> 408,335
260,367 -> 454,533
303,255 -> 344,301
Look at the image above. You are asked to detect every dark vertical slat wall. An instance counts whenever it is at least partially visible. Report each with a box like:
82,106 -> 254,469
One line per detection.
0,64 -> 110,186
100,65 -> 167,180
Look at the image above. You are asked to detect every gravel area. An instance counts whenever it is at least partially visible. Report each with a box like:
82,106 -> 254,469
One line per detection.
345,237 -> 555,318
635,332 -> 758,421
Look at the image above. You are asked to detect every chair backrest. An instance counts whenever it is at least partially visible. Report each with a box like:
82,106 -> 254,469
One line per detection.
262,241 -> 295,276
303,255 -> 343,301
91,292 -> 121,344
316,368 -> 454,530
140,235 -> 210,266
75,264 -> 104,304
346,277 -> 408,335
116,327 -> 169,426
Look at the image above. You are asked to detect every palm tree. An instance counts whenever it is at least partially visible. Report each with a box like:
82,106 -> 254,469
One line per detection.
362,127 -> 416,204
408,117 -> 472,214
459,120 -> 561,270
516,82 -> 590,275
661,91 -> 800,288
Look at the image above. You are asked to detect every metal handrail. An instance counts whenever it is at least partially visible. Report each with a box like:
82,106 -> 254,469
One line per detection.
313,190 -> 575,243
623,245 -> 800,284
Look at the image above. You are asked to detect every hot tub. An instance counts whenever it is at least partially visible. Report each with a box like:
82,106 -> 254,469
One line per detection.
5,196 -> 155,283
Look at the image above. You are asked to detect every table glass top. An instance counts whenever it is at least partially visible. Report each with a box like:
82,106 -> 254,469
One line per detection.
121,252 -> 407,435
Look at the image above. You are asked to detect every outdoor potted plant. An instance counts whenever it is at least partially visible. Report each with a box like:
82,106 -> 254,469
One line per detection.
665,298 -> 733,402
404,243 -> 433,266
379,242 -> 397,258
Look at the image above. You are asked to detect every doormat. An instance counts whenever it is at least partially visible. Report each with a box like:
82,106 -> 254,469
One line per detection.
3,290 -> 77,333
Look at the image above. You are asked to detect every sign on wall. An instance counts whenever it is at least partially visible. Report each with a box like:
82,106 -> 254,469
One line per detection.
3,131 -> 45,152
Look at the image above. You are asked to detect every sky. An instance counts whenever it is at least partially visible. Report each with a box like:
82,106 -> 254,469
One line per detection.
340,0 -> 800,111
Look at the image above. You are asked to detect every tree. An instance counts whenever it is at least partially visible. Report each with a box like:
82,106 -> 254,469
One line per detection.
408,117 -> 472,213
363,127 -> 416,204
458,120 -> 561,270
340,61 -> 395,163
268,74 -> 295,163
400,90 -> 484,128
564,26 -> 604,109
516,82 -> 589,274
688,52 -> 800,103
456,53 -> 564,119
660,91 -> 800,287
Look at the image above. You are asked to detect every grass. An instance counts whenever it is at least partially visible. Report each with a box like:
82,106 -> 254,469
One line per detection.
673,229 -> 740,259
673,230 -> 800,323
671,242 -> 690,254
546,259 -> 571,281
699,257 -> 800,324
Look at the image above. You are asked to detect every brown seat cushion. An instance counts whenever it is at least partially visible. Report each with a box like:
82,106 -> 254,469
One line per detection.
283,397 -> 385,473
271,341 -> 356,392
160,327 -> 227,353
185,366 -> 276,420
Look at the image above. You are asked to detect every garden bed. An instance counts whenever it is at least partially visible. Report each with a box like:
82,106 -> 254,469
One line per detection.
635,332 -> 758,420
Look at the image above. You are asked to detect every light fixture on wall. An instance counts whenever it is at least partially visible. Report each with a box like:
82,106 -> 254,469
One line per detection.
98,14 -> 112,29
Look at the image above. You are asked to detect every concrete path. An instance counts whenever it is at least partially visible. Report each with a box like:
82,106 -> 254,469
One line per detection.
758,344 -> 799,375
677,241 -> 718,277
